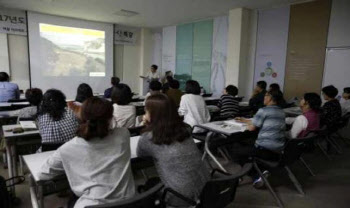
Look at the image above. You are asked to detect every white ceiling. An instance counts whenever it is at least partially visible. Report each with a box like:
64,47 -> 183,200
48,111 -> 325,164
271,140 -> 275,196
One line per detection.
0,0 -> 312,28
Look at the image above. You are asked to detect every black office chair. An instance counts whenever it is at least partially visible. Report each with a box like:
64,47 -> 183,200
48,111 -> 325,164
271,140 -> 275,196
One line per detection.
86,183 -> 163,208
128,126 -> 145,137
161,163 -> 252,208
333,112 -> 350,146
252,136 -> 317,208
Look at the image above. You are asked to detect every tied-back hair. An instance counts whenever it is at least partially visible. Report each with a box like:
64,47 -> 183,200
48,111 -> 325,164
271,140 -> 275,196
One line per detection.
267,89 -> 284,106
39,89 -> 67,121
75,83 -> 93,103
77,97 -> 113,140
143,94 -> 191,145
304,93 -> 322,111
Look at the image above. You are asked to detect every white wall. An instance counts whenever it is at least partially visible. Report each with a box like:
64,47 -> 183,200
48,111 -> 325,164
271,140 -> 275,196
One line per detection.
8,34 -> 30,90
0,33 -> 10,74
327,0 -> 350,47
226,8 -> 257,101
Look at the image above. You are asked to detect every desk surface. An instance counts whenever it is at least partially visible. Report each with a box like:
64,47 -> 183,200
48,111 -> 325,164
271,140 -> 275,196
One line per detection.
203,96 -> 220,101
197,119 -> 248,135
2,124 -> 40,139
23,135 -> 202,182
130,101 -> 144,107
284,106 -> 302,116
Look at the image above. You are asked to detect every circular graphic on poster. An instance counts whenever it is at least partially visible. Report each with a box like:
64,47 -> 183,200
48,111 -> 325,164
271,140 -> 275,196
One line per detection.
260,72 -> 265,77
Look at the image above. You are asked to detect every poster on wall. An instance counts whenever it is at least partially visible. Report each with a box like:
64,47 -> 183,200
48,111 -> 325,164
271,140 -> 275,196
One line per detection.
211,16 -> 228,97
254,7 -> 290,91
114,25 -> 138,45
0,8 -> 27,35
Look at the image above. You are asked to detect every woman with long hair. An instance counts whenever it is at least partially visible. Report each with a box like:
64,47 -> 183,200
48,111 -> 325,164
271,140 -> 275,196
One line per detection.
137,93 -> 209,207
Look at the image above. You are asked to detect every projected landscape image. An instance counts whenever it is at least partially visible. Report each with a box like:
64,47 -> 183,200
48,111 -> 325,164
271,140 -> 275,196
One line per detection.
39,23 -> 106,77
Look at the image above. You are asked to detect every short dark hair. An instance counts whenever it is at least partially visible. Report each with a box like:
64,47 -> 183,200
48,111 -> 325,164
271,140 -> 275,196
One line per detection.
226,85 -> 238,96
149,80 -> 162,91
111,83 -> 132,105
151,65 -> 158,70
77,97 -> 113,140
304,93 -> 322,111
111,77 -> 120,86
322,85 -> 338,98
269,83 -> 280,91
39,89 -> 66,121
267,89 -> 284,106
185,80 -> 201,95
165,71 -> 172,76
257,81 -> 267,90
143,93 -> 191,145
25,88 -> 43,106
343,87 -> 350,94
169,79 -> 180,89
75,83 -> 93,103
0,72 -> 9,82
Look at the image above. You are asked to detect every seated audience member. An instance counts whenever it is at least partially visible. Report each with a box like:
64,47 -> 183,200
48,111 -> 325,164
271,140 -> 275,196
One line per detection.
217,85 -> 239,118
286,93 -> 322,138
111,83 -> 136,128
340,87 -> 350,115
39,97 -> 135,208
68,83 -> 93,118
17,88 -> 43,121
0,72 -> 20,102
321,85 -> 342,132
249,81 -> 267,112
179,80 -> 210,133
145,80 -> 162,101
161,70 -> 174,84
104,77 -> 120,98
165,79 -> 183,106
162,76 -> 174,93
37,89 -> 79,151
269,83 -> 287,108
234,89 -> 286,188
137,94 -> 209,207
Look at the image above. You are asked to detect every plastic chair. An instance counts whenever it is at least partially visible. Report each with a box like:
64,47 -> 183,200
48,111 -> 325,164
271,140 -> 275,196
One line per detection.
161,163 -> 252,208
86,183 -> 164,208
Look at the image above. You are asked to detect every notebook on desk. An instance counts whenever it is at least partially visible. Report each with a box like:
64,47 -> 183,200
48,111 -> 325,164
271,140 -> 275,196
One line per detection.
20,121 -> 37,130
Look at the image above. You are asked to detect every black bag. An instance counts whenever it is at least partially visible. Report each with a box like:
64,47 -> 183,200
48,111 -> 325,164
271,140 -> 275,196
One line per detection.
0,175 -> 25,208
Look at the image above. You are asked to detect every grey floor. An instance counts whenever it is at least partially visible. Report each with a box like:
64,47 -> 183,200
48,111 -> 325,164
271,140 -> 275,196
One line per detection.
1,140 -> 350,208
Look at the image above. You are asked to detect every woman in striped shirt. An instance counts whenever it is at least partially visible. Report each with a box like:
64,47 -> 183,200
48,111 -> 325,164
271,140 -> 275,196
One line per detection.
217,85 -> 240,119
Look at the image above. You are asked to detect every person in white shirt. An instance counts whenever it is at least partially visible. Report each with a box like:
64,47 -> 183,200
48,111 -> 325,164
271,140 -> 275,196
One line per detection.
140,64 -> 160,82
340,87 -> 350,116
286,93 -> 322,139
179,80 -> 210,133
38,97 -> 135,208
111,83 -> 136,128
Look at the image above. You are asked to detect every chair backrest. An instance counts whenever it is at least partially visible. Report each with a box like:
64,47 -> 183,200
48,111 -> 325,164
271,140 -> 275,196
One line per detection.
128,126 -> 145,137
338,112 -> 350,129
282,135 -> 317,165
86,183 -> 163,208
199,174 -> 239,208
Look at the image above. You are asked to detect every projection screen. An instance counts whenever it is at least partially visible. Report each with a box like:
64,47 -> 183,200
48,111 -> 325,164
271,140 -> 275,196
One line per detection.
28,12 -> 113,99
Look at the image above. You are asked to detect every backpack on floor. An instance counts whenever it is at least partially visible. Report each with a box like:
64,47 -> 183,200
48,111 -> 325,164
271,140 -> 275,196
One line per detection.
0,175 -> 25,208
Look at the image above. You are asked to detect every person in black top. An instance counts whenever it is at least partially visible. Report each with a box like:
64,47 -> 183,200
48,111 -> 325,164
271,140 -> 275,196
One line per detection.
321,85 -> 342,132
217,85 -> 239,118
269,83 -> 287,108
104,77 -> 120,98
249,81 -> 267,112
